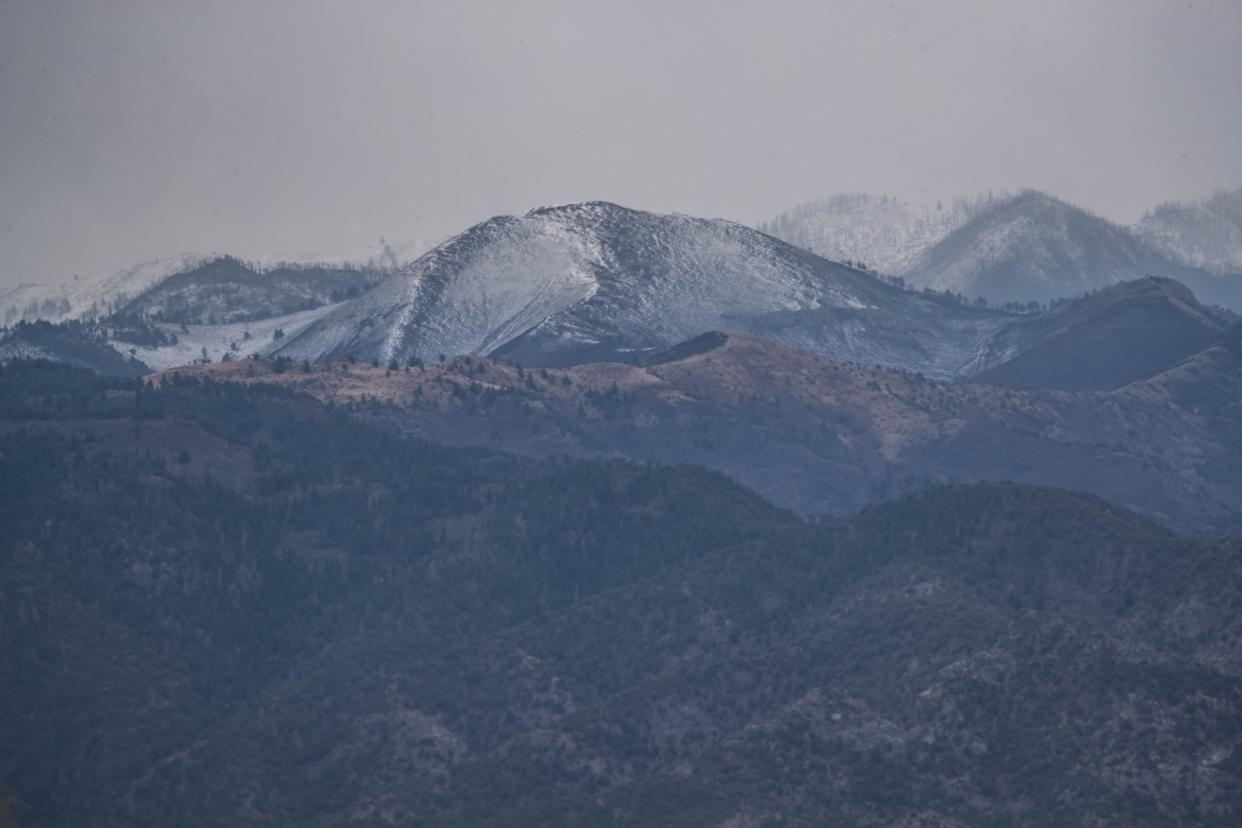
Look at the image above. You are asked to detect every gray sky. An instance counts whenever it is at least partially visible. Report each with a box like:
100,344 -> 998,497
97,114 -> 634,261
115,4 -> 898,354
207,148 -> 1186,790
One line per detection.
2,0 -> 1241,286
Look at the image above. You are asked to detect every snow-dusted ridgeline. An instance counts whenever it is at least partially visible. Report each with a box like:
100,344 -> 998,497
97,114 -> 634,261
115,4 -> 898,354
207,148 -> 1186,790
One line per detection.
1132,190 -> 1242,275
274,201 -> 1018,380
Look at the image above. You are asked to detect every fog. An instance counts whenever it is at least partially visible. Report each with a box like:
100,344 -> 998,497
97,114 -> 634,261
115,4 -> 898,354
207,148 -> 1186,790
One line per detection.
2,0 -> 1240,285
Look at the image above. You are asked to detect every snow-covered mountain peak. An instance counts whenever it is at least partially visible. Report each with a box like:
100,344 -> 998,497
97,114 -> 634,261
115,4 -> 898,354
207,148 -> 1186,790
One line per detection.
272,201 -> 1024,378
896,190 -> 1242,306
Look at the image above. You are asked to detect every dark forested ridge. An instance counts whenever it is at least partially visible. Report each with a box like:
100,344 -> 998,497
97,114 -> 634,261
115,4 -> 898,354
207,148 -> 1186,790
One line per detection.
1,360 -> 1241,826
0,320 -> 151,377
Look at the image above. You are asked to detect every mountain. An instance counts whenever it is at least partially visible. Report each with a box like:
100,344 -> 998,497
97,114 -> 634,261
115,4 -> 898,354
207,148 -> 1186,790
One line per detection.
3,361 -> 1241,827
14,197 -> 1240,377
757,192 -> 988,275
112,305 -> 340,371
1133,189 -> 1242,274
902,190 -> 1242,308
185,314 -> 1242,532
112,255 -> 382,325
0,319 -> 149,377
974,276 -> 1235,390
0,238 -> 433,327
761,189 -> 1242,311
274,201 -> 1020,379
0,253 -> 206,324
0,283 -> 65,327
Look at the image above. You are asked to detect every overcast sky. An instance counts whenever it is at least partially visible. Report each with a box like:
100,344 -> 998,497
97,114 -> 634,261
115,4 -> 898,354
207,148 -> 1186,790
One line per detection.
2,0 -> 1241,286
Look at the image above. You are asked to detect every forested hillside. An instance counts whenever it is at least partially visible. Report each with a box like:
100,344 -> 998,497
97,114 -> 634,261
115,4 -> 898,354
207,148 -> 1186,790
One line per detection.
2,361 -> 1240,826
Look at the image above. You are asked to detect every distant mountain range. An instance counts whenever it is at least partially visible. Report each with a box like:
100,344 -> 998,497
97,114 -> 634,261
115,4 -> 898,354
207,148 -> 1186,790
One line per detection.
756,192 -> 987,275
1133,189 -> 1242,274
269,201 -> 1017,377
4,194 -> 1241,378
0,237 -> 432,326
266,201 -> 1240,378
761,188 -> 1242,308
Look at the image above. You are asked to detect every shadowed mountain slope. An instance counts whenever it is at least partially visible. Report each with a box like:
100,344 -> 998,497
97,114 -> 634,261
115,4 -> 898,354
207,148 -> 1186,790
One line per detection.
975,276 -> 1234,390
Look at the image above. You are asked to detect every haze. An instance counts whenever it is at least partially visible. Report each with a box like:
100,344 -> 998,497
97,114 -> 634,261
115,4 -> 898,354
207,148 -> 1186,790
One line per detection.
2,0 -> 1240,287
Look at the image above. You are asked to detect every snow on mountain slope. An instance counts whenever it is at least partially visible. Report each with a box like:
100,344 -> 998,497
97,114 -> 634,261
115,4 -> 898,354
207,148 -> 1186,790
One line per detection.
758,193 -> 987,275
0,253 -> 206,324
901,190 -> 1242,309
0,283 -> 53,326
276,201 -> 1017,379
117,304 -> 339,371
271,208 -> 605,365
1132,190 -> 1242,275
65,253 -> 209,317
0,238 -> 432,326
113,256 -> 382,325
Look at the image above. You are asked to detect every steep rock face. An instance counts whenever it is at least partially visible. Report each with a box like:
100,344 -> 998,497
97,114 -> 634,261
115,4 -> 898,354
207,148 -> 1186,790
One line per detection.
1133,189 -> 1242,274
274,201 -> 1014,378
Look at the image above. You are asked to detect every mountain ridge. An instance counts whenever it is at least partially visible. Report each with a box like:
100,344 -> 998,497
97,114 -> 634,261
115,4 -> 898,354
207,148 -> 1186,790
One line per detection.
1133,188 -> 1242,274
167,311 -> 1242,532
763,189 -> 1242,309
271,201 -> 1019,379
